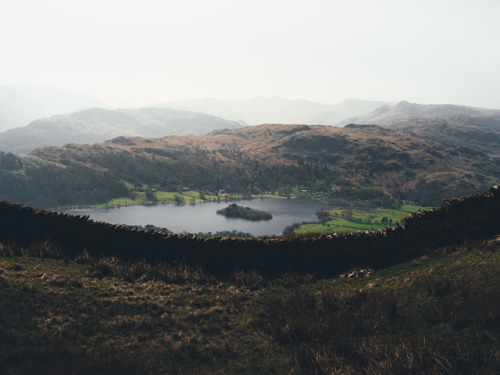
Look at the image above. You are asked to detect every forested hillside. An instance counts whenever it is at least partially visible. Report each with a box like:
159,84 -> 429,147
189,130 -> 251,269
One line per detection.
0,124 -> 498,208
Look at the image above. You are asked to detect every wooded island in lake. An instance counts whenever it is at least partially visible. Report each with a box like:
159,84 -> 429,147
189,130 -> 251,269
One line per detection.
216,203 -> 273,221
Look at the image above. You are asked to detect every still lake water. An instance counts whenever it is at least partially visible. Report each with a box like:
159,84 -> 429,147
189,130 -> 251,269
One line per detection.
64,198 -> 329,237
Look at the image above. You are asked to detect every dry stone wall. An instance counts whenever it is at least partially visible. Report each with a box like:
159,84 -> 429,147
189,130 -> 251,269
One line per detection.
0,186 -> 498,276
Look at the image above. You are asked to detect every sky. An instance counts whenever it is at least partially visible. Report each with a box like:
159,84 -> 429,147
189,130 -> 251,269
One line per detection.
1,0 -> 499,108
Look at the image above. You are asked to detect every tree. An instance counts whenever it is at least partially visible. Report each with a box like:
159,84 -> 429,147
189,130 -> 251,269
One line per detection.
174,194 -> 185,205
145,188 -> 157,203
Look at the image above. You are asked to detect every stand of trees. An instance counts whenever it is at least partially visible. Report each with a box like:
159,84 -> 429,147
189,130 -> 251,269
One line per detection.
216,204 -> 273,221
0,154 -> 128,208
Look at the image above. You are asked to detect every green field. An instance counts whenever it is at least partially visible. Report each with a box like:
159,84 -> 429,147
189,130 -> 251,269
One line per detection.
95,190 -> 219,207
95,189 -> 289,208
21,157 -> 66,170
294,204 -> 433,234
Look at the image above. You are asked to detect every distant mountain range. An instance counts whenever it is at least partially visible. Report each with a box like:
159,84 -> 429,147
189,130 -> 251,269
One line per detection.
0,107 -> 244,154
0,96 -> 390,154
0,85 -> 106,131
345,101 -> 500,157
155,97 -> 391,125
343,100 -> 500,125
2,88 -> 500,161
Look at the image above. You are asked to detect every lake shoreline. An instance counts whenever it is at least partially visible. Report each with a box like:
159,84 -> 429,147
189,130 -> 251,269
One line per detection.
60,198 -> 329,237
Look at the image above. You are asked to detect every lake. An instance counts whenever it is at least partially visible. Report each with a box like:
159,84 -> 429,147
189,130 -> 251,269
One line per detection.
63,198 -> 329,237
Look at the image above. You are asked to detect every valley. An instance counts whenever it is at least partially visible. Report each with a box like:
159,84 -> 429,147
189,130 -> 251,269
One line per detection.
1,97 -> 499,374
2,2 -> 499,373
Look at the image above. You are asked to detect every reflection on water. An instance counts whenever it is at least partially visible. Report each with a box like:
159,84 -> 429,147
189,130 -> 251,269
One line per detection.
64,198 -> 329,237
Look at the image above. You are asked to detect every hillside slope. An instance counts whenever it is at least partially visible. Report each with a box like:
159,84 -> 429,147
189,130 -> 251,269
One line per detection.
1,235 -> 498,374
1,124 -> 498,207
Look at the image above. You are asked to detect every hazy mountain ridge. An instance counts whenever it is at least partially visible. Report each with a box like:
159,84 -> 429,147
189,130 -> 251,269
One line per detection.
0,107 -> 244,154
157,97 -> 391,125
390,116 -> 500,157
0,85 -> 107,131
342,101 -> 500,125
343,101 -> 500,156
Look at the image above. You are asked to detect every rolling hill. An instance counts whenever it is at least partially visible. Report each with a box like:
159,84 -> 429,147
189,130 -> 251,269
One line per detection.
0,107 -> 244,155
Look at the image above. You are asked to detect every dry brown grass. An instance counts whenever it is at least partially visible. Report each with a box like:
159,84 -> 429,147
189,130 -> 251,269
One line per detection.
257,238 -> 500,374
0,253 -> 284,374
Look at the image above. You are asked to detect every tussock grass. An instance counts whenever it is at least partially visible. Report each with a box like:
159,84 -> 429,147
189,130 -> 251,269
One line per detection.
89,257 -> 214,284
0,251 -> 284,374
256,239 -> 500,374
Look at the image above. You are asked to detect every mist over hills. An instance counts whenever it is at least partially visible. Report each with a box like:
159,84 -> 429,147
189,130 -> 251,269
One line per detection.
156,97 -> 391,125
0,85 -> 107,131
0,107 -> 244,155
307,98 -> 392,125
343,100 -> 500,125
2,89 -> 500,164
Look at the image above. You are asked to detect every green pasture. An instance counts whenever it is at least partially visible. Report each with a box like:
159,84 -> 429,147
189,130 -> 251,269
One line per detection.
99,190 -> 220,207
21,157 -> 66,170
294,204 -> 434,234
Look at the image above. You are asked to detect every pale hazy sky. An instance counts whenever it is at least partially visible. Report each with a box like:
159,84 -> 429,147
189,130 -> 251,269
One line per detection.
1,0 -> 499,108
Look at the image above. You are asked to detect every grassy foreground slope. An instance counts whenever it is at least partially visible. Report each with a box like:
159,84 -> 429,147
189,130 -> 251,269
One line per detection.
0,236 -> 499,374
